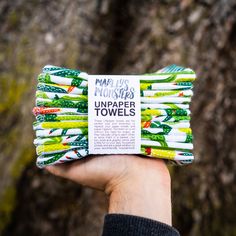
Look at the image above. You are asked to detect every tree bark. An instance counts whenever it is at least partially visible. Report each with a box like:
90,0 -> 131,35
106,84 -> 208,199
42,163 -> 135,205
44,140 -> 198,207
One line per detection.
0,0 -> 236,235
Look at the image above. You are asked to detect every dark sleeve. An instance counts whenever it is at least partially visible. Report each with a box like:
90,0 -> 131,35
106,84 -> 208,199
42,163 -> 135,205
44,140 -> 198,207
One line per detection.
101,214 -> 180,236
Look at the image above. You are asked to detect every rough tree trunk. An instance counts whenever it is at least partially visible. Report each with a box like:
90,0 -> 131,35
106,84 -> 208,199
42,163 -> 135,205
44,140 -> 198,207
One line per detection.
0,0 -> 235,235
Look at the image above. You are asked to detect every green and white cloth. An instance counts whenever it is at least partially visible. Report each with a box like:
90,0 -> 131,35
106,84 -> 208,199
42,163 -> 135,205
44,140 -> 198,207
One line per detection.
33,64 -> 196,167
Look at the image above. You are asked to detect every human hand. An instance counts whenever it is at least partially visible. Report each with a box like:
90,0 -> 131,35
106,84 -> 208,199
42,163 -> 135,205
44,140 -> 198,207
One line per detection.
46,155 -> 172,225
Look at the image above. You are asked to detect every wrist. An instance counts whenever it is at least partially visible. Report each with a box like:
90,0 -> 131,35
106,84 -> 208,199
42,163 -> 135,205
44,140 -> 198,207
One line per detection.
105,159 -> 172,225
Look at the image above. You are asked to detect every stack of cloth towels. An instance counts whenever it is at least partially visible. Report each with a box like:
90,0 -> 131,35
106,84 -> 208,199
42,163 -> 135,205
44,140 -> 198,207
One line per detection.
33,64 -> 196,168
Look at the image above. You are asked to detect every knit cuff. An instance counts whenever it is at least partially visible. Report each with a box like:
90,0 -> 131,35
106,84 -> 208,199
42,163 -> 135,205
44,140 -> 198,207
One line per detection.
102,213 -> 180,236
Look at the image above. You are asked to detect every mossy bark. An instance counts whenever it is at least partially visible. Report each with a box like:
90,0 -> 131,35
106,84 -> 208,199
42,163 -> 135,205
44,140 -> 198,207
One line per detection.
0,0 -> 236,235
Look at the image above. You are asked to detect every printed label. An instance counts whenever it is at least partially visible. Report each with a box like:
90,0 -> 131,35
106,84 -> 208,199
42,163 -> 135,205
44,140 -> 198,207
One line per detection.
88,75 -> 141,154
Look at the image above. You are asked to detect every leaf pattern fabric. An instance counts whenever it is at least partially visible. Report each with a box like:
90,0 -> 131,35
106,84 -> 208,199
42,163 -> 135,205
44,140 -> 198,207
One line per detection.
33,64 -> 196,168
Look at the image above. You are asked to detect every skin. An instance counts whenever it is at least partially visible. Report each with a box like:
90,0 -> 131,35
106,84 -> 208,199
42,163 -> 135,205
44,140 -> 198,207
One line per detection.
46,155 -> 172,226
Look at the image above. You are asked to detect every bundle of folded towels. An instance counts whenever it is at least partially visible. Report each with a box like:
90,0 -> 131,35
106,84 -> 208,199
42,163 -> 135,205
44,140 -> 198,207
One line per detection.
33,64 -> 196,168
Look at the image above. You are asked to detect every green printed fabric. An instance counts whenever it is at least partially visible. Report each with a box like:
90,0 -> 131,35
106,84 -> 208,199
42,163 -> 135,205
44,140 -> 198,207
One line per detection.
36,91 -> 88,101
36,128 -> 88,137
36,114 -> 88,122
141,103 -> 189,109
38,73 -> 88,87
33,64 -> 196,167
141,89 -> 193,97
37,83 -> 88,95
